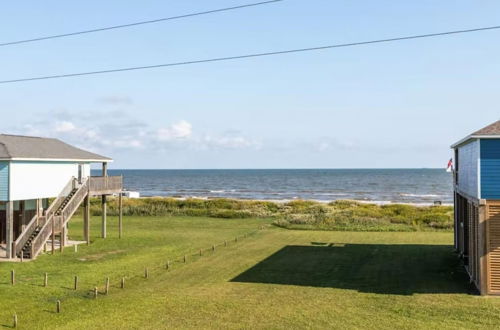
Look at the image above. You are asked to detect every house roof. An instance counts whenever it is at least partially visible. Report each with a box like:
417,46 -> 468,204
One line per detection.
451,120 -> 500,148
0,134 -> 112,162
472,120 -> 500,136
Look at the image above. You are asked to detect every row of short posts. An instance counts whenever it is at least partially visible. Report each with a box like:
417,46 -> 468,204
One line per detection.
8,229 -> 260,327
8,232 -> 251,284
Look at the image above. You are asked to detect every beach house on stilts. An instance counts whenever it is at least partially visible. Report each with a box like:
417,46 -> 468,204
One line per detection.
0,134 -> 123,261
451,120 -> 500,295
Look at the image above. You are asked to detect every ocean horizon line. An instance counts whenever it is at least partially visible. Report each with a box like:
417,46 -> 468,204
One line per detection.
101,167 -> 448,171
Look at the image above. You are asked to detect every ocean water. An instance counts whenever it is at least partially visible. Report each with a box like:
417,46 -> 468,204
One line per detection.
101,169 -> 453,204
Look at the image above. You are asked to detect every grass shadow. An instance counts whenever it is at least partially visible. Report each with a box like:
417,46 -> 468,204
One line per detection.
231,243 -> 473,295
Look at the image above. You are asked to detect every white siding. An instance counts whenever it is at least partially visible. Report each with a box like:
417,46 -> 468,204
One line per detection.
457,140 -> 480,198
9,161 -> 90,201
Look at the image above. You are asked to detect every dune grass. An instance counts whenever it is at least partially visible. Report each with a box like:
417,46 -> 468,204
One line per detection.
87,197 -> 454,231
1,215 -> 500,329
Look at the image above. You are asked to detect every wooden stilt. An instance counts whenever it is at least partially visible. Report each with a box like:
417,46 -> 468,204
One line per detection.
101,162 -> 108,239
84,195 -> 90,245
6,201 -> 14,259
60,225 -> 65,253
51,217 -> 55,255
119,192 -> 123,239
102,195 -> 107,239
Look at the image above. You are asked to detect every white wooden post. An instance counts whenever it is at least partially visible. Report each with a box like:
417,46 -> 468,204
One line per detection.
101,162 -> 107,239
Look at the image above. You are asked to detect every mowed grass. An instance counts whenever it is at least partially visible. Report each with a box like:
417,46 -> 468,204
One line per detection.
1,216 -> 500,329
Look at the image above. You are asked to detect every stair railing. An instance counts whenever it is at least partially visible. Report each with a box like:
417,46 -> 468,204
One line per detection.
61,178 -> 89,227
12,213 -> 38,257
30,214 -> 55,258
45,177 -> 78,220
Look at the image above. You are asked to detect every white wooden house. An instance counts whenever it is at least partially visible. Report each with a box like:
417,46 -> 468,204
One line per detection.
0,134 -> 123,260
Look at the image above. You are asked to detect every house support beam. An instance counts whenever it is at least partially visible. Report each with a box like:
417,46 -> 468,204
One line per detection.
6,201 -> 14,259
84,196 -> 90,245
101,162 -> 108,239
51,217 -> 55,255
36,199 -> 42,226
118,192 -> 123,239
101,195 -> 107,239
60,222 -> 66,253
478,200 -> 488,295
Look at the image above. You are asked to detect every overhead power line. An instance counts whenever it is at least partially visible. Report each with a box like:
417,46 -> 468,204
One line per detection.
0,0 -> 283,47
1,24 -> 499,85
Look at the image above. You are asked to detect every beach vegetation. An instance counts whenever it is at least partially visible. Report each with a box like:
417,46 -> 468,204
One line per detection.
85,197 -> 453,232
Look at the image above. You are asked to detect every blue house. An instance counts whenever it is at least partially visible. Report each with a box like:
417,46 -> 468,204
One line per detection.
451,120 -> 500,295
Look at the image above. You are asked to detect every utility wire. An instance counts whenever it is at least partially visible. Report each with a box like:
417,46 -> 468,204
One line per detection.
1,24 -> 499,84
0,0 -> 283,47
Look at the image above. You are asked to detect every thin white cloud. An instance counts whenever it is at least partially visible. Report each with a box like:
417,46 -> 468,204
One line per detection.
54,121 -> 76,133
201,134 -> 260,149
96,95 -> 134,105
156,120 -> 192,141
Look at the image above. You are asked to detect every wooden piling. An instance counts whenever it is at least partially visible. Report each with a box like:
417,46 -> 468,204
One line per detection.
121,277 -> 125,289
105,277 -> 110,295
144,268 -> 149,279
183,255 -> 187,263
11,270 -> 15,285
44,273 -> 48,287
13,313 -> 17,328
94,287 -> 98,299
56,300 -> 61,313
118,192 -> 123,239
74,276 -> 78,290
166,261 -> 170,270
199,249 -> 202,256
212,245 -> 215,252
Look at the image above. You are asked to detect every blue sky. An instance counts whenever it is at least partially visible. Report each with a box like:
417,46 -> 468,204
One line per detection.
0,0 -> 499,169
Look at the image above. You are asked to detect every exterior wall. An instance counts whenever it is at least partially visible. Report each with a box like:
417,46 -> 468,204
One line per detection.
486,200 -> 500,295
0,162 -> 8,201
9,161 -> 90,201
480,139 -> 500,199
457,140 -> 480,198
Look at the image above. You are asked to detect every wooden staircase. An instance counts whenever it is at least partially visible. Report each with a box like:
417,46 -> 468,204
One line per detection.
18,188 -> 79,259
19,226 -> 41,259
55,188 -> 78,216
11,175 -> 123,260
13,177 -> 90,260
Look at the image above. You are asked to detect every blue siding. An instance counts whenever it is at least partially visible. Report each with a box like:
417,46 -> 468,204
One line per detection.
480,139 -> 500,199
0,162 -> 8,201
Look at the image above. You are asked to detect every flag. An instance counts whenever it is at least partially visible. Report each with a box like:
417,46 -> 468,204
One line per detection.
446,158 -> 453,172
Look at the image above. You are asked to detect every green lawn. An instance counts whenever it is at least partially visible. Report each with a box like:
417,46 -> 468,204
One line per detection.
1,215 -> 500,329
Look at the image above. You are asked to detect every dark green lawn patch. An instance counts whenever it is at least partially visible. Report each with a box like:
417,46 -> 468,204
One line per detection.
232,243 -> 471,295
